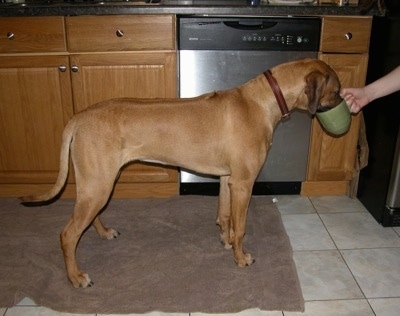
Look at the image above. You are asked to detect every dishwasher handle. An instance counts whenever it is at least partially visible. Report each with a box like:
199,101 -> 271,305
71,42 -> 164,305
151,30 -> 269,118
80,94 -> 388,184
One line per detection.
223,21 -> 278,30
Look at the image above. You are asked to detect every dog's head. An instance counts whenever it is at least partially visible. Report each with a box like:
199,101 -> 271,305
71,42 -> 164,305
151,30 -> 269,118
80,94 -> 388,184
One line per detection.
303,60 -> 342,115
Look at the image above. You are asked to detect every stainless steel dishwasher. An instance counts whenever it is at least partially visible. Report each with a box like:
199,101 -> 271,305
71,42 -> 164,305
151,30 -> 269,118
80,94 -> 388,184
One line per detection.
178,16 -> 321,195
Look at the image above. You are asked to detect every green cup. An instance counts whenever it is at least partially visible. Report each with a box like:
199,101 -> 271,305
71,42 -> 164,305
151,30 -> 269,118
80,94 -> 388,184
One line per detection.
316,99 -> 351,136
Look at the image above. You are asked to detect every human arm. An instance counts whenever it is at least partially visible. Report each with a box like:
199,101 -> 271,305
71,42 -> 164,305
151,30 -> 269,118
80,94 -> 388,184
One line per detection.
340,66 -> 400,113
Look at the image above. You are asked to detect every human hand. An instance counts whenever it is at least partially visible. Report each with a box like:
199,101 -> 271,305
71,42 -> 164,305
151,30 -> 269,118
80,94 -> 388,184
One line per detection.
340,87 -> 370,113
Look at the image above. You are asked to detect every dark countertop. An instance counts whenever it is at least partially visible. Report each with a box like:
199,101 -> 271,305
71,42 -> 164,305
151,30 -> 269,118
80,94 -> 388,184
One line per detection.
0,2 -> 378,17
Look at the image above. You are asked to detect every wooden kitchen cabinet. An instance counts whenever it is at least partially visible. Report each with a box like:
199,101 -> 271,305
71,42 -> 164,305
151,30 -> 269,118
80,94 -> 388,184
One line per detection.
0,17 -> 74,197
0,15 -> 178,198
0,56 -> 73,184
66,15 -> 178,198
302,16 -> 372,196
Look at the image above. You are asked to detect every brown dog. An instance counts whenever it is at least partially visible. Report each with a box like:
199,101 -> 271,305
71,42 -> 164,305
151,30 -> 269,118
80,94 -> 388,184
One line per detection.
21,58 -> 342,288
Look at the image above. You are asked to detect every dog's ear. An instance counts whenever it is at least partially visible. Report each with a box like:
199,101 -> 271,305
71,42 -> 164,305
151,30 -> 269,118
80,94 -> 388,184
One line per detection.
304,71 -> 328,114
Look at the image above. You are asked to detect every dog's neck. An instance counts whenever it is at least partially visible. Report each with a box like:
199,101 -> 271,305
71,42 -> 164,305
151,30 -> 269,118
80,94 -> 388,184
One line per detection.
263,70 -> 290,120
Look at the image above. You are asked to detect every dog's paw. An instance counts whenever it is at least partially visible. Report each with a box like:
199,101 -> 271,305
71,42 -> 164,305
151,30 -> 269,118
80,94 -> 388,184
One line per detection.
219,232 -> 232,250
71,273 -> 93,289
220,239 -> 233,250
100,228 -> 120,240
236,253 -> 255,267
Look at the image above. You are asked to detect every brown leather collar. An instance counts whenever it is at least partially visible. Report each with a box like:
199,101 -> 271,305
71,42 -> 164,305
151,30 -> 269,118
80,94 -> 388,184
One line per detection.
263,70 -> 291,120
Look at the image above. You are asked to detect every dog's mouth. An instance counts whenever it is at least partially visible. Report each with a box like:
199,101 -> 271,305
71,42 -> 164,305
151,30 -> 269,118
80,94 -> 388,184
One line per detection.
316,105 -> 333,113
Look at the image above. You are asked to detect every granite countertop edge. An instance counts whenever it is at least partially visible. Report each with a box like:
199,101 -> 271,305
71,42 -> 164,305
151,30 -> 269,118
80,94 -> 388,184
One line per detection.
0,4 -> 378,17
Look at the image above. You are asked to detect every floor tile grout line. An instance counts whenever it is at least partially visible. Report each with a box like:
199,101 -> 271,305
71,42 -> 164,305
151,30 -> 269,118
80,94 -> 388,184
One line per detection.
392,227 -> 400,238
306,196 -> 341,252
306,197 -> 375,304
306,196 -> 318,214
338,245 -> 400,251
314,204 -> 370,302
277,196 -> 400,316
366,298 -> 378,316
281,198 -> 368,313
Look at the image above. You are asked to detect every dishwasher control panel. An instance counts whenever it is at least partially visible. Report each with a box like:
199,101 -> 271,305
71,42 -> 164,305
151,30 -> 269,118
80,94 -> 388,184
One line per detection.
179,16 -> 321,51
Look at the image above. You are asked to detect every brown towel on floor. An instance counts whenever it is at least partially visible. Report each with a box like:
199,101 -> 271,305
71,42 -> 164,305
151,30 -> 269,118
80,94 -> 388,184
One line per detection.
0,195 -> 304,314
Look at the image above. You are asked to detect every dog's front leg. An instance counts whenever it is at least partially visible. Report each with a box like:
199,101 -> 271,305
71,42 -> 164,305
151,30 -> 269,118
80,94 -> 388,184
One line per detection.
216,176 -> 232,249
229,179 -> 255,267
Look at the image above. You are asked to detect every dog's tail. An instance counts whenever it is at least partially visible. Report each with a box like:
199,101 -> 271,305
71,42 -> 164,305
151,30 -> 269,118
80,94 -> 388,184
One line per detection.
19,120 -> 75,203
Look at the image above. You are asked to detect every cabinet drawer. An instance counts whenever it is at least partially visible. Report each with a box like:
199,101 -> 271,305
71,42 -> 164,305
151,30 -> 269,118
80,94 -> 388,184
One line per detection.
66,15 -> 175,52
0,17 -> 66,53
320,16 -> 372,53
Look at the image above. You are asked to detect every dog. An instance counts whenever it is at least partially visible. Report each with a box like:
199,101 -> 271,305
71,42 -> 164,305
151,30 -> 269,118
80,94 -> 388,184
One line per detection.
21,58 -> 342,288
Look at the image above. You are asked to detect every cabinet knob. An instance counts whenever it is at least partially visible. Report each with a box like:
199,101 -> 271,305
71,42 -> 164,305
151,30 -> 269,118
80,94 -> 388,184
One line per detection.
116,29 -> 124,37
71,65 -> 79,72
6,32 -> 15,40
58,65 -> 67,72
344,32 -> 353,40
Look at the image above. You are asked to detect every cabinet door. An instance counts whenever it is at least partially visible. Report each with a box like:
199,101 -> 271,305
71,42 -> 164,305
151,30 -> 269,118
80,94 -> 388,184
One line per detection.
0,56 -> 73,183
69,52 -> 177,183
307,53 -> 368,182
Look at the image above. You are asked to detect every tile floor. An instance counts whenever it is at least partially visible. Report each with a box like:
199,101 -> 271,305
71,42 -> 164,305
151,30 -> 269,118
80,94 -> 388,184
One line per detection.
2,195 -> 400,316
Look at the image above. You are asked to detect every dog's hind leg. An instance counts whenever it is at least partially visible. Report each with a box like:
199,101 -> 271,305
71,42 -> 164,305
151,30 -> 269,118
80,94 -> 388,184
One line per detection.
229,178 -> 255,267
60,180 -> 115,288
92,216 -> 120,240
217,175 -> 232,249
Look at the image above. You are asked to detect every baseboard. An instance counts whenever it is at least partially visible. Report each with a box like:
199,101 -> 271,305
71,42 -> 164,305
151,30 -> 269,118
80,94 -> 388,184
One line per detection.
0,182 -> 179,199
300,180 -> 349,196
